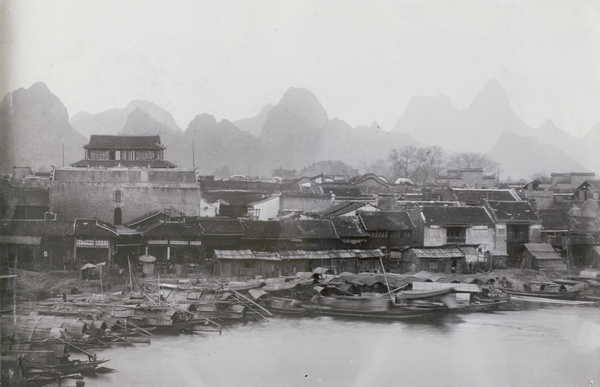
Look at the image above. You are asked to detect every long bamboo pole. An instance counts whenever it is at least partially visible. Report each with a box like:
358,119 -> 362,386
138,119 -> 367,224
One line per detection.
229,289 -> 273,318
379,255 -> 395,302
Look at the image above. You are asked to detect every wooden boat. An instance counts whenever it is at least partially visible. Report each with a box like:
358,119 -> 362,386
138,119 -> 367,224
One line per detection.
397,285 -> 512,313
264,297 -> 309,316
305,293 -> 447,320
396,288 -> 454,302
500,282 -> 582,300
27,358 -> 110,376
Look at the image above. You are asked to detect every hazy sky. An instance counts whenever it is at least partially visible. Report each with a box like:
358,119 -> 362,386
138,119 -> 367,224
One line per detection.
1,0 -> 599,136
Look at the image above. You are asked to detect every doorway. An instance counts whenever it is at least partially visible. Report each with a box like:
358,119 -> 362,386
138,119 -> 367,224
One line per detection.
114,207 -> 122,225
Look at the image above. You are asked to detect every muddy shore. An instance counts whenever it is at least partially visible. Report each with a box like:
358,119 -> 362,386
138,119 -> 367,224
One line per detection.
9,267 -> 557,302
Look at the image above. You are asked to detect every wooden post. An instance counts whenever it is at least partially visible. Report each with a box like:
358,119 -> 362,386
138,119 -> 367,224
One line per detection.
73,238 -> 78,268
99,264 -> 103,294
107,241 -> 112,268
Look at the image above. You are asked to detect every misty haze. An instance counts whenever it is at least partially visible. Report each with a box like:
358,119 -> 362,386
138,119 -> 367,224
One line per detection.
1,1 -> 600,387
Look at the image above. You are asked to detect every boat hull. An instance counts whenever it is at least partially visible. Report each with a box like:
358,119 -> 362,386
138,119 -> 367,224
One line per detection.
500,288 -> 581,300
303,304 -> 446,320
306,295 -> 446,320
265,297 -> 310,316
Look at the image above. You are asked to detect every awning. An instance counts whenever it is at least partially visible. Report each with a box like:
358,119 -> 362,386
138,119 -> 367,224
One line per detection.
524,243 -> 562,260
0,235 -> 42,245
411,248 -> 464,259
213,249 -> 385,261
353,249 -> 384,259
253,252 -> 282,261
214,250 -> 255,260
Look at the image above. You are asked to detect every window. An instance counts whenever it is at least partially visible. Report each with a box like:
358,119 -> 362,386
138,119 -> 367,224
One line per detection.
497,227 -> 506,236
428,261 -> 438,270
446,227 -> 466,243
531,228 -> 540,236
113,190 -> 123,204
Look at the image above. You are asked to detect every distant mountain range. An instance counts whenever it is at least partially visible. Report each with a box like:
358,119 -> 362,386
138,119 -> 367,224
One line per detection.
0,81 -> 597,179
71,100 -> 182,138
0,83 -> 86,172
392,79 -> 596,178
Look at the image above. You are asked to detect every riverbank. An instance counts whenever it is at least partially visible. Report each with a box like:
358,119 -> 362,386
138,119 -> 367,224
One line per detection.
9,267 -> 556,302
2,266 -> 598,386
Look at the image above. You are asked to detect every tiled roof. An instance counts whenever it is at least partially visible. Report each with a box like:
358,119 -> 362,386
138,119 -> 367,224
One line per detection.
280,219 -> 337,239
450,189 -> 520,205
70,159 -> 176,168
242,219 -> 338,239
197,218 -> 245,235
537,210 -> 570,231
358,211 -> 414,231
124,211 -> 170,229
0,220 -> 73,237
421,206 -> 493,226
74,219 -> 119,237
353,174 -> 390,186
84,135 -> 164,150
241,221 -> 283,239
316,201 -> 373,217
330,216 -> 368,238
142,221 -> 204,238
486,201 -> 540,222
576,180 -> 600,190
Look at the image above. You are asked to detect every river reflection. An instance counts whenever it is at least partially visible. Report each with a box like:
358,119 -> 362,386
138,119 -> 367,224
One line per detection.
85,303 -> 600,387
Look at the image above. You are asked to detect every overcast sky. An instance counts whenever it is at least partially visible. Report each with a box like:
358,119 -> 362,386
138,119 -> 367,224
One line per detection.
1,0 -> 599,136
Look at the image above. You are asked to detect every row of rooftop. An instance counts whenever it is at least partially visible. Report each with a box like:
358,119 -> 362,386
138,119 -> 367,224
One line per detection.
2,135 -> 599,275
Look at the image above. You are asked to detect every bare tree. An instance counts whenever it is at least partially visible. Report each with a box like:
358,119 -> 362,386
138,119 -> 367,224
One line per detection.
389,146 -> 418,179
447,152 -> 498,174
388,146 -> 445,184
361,159 -> 394,181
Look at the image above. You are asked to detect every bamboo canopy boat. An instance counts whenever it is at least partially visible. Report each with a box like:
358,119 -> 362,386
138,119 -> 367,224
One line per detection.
304,286 -> 447,320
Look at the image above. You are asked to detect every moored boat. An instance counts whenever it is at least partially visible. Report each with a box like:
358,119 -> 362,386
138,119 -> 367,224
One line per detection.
500,282 -> 582,300
264,297 -> 310,316
305,286 -> 447,320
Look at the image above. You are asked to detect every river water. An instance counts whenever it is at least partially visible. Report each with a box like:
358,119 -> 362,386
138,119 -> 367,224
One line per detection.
84,303 -> 600,387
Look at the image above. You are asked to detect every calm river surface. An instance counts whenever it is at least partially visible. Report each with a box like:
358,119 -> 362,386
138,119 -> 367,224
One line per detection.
85,303 -> 600,387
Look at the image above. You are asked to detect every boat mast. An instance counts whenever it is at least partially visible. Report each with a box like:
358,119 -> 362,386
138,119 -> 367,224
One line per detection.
379,254 -> 394,302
